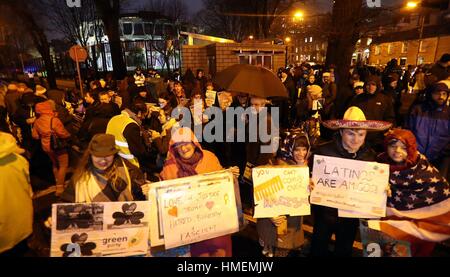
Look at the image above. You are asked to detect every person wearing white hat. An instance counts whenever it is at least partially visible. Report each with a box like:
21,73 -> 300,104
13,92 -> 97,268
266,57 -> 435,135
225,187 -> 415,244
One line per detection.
310,106 -> 392,257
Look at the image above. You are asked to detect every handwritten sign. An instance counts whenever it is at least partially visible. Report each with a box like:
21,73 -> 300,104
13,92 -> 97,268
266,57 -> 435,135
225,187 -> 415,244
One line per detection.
161,180 -> 239,249
252,166 -> 310,218
360,221 -> 411,257
50,201 -> 150,257
311,155 -> 389,217
205,90 -> 217,107
148,171 -> 238,247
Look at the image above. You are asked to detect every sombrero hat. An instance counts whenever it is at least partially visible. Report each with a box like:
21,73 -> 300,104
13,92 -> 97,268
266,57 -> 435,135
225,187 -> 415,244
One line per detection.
322,106 -> 392,131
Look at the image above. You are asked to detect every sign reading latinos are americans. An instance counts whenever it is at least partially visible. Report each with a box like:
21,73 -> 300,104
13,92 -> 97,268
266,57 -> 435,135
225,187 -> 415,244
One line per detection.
50,201 -> 150,257
148,171 -> 239,248
252,166 -> 310,218
311,155 -> 389,217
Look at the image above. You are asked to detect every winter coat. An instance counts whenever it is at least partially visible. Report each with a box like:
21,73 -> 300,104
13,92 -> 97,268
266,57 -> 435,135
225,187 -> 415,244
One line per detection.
32,101 -> 71,153
315,133 -> 376,161
5,90 -> 20,116
0,132 -> 33,253
87,103 -> 121,140
407,102 -> 450,162
160,127 -> 232,257
347,91 -> 395,123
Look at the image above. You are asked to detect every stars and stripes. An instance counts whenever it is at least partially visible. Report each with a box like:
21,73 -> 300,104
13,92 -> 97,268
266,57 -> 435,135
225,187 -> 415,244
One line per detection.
379,153 -> 450,242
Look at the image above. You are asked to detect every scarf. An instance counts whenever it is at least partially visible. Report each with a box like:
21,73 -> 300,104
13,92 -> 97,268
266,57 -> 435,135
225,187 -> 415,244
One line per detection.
172,143 -> 203,178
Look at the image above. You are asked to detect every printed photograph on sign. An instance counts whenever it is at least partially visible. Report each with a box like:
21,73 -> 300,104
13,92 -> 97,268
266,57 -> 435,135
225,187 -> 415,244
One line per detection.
55,203 -> 103,232
311,155 -> 389,217
252,166 -> 311,218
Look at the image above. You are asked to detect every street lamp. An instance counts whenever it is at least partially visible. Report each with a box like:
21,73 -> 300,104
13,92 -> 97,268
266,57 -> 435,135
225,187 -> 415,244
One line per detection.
406,1 -> 424,65
248,35 -> 254,40
293,10 -> 304,22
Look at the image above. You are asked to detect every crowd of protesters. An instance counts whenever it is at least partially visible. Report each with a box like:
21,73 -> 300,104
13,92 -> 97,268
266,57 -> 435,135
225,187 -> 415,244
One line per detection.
0,53 -> 449,257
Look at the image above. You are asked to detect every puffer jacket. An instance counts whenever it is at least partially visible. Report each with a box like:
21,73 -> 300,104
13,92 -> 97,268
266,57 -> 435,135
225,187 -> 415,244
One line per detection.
32,100 -> 70,152
408,102 -> 450,162
0,132 -> 33,253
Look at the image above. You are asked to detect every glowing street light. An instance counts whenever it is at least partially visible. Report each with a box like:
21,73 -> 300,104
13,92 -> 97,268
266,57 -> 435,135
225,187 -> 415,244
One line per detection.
248,35 -> 254,40
406,1 -> 419,9
285,37 -> 291,43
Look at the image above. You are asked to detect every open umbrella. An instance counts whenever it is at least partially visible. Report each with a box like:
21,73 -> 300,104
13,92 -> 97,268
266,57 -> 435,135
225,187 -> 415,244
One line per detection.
213,64 -> 288,98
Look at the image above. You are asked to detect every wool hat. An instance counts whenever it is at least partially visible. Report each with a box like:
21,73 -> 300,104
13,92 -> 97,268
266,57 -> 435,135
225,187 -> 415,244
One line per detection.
322,106 -> 392,131
88,134 -> 119,157
35,85 -> 47,96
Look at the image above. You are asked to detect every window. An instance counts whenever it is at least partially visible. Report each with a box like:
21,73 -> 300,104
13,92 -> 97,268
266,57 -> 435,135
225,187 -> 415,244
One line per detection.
374,45 -> 380,55
418,56 -> 424,65
401,42 -> 408,53
144,23 -> 154,35
295,47 -> 298,53
309,36 -> 313,42
154,23 -> 163,36
387,43 -> 392,54
238,55 -> 272,69
316,44 -> 320,51
305,38 -> 308,43
419,40 -> 425,52
122,23 -> 133,35
134,23 -> 144,36
322,42 -> 326,50
424,14 -> 430,25
400,57 -> 407,66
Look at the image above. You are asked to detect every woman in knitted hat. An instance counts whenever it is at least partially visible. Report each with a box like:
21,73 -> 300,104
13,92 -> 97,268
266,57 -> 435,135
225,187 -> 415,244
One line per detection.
257,129 -> 310,257
375,128 -> 450,256
60,134 -> 147,203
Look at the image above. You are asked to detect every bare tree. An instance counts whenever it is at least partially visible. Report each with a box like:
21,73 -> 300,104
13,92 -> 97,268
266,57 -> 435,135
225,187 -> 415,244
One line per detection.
195,0 -> 296,41
3,0 -> 58,88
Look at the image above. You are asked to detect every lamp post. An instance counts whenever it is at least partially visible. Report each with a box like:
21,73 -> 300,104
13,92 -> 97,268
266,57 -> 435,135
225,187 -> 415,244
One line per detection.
285,37 -> 291,66
406,1 -> 425,65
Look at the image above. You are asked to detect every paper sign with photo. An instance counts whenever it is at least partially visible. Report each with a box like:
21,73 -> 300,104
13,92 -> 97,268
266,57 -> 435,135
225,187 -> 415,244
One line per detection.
50,201 -> 150,257
252,166 -> 311,218
311,155 -> 389,217
161,180 -> 239,249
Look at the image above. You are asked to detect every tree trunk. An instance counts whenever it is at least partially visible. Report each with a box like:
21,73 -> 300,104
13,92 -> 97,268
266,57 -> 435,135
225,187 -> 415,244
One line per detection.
95,0 -> 127,80
326,0 -> 362,116
39,43 -> 57,89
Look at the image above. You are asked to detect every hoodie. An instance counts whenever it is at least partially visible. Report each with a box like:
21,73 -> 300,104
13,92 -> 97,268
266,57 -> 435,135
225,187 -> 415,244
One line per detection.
32,100 -> 70,152
0,132 -> 33,253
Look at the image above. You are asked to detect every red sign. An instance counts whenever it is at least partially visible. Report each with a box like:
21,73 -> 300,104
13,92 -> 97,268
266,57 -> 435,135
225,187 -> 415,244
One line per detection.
69,45 -> 88,62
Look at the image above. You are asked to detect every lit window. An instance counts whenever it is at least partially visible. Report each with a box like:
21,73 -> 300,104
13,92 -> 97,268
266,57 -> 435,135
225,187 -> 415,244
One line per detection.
401,42 -> 408,53
295,47 -> 298,53
305,38 -> 307,43
387,43 -> 392,54
309,36 -> 313,42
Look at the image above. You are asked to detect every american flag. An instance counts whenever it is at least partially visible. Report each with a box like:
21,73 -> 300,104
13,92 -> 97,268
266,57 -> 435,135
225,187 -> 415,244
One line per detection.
374,153 -> 450,242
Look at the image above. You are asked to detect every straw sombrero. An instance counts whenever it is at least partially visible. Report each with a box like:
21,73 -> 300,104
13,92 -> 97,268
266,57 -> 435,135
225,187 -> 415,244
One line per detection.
322,106 -> 392,131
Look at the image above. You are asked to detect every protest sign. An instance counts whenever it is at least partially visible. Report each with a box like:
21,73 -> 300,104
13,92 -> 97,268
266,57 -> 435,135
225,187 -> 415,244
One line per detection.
205,90 -> 217,107
148,171 -> 239,247
311,155 -> 389,217
360,220 -> 411,257
252,166 -> 310,218
161,179 -> 239,249
50,201 -> 150,257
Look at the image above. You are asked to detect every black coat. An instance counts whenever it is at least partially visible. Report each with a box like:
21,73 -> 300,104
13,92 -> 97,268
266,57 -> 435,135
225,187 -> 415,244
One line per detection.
347,91 -> 395,123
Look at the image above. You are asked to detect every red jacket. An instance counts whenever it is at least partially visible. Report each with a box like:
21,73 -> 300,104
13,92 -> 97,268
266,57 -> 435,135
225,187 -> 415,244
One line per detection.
32,100 -> 70,152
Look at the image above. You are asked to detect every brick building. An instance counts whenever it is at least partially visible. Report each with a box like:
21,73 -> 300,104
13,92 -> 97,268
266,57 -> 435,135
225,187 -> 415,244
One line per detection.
181,33 -> 287,77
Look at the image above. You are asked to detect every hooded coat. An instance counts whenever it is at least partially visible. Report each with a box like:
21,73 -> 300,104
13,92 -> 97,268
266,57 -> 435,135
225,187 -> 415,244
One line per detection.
160,127 -> 232,257
0,132 -> 33,253
32,101 -> 71,153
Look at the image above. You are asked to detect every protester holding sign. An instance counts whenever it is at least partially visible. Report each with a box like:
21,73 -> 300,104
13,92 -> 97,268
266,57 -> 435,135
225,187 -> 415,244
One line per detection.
60,134 -> 147,203
374,128 -> 450,256
160,127 -> 233,257
310,106 -> 392,257
256,129 -> 310,257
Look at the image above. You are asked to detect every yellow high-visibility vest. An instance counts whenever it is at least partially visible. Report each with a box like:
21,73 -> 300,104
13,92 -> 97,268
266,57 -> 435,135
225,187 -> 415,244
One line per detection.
106,111 -> 140,167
